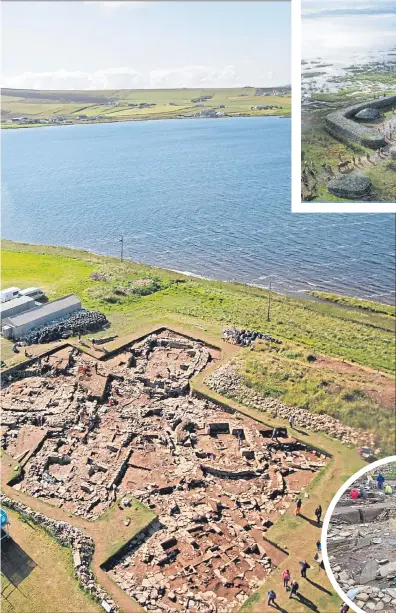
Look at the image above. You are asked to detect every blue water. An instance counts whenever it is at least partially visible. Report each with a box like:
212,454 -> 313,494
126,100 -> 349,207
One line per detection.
1,117 -> 395,304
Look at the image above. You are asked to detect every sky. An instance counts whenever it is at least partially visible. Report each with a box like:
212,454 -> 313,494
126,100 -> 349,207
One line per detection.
1,1 -> 290,90
302,0 -> 396,60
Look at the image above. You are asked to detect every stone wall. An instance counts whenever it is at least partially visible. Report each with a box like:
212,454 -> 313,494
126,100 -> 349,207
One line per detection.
325,95 -> 396,149
205,363 -> 375,448
0,494 -> 119,613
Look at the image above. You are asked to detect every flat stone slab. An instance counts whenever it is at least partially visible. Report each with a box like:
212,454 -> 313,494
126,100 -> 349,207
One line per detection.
360,560 -> 379,584
379,561 -> 396,578
331,507 -> 362,524
327,174 -> 372,199
355,108 -> 380,121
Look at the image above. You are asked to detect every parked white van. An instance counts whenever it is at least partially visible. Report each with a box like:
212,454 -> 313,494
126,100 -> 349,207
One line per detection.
18,287 -> 46,301
0,287 -> 21,303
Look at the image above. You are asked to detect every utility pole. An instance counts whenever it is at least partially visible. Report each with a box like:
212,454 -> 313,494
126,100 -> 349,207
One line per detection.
120,233 -> 124,262
267,281 -> 272,322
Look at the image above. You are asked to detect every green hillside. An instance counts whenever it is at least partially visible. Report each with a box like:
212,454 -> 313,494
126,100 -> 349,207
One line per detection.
1,87 -> 291,128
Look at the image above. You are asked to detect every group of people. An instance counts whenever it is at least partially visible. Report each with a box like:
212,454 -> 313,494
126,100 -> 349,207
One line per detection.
350,472 -> 389,500
267,560 -> 316,606
377,118 -> 396,143
266,498 -> 326,608
294,498 -> 323,525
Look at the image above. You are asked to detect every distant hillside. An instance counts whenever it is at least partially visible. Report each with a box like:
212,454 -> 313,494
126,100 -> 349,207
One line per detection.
1,87 -> 291,127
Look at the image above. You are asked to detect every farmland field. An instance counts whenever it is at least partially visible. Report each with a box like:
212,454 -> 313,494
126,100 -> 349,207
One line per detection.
1,87 -> 291,128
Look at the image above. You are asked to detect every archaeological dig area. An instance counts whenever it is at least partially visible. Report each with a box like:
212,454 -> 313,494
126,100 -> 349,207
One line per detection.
326,463 -> 396,612
1,329 -> 329,613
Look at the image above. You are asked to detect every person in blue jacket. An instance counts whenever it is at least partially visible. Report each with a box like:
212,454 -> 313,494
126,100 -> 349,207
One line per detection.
376,472 -> 385,489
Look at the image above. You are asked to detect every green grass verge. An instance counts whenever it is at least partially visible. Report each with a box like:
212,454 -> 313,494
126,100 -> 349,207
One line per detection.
96,497 -> 156,562
1,508 -> 102,613
1,241 -> 394,374
307,291 -> 395,316
238,341 -> 394,455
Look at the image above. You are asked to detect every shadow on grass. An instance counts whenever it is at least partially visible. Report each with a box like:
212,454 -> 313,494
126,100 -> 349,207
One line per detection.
291,427 -> 309,436
291,593 -> 319,611
268,603 -> 289,613
306,577 -> 333,595
299,513 -> 321,528
1,536 -> 37,587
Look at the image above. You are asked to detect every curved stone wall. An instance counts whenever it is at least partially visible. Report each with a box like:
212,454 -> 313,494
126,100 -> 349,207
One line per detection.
325,95 -> 396,149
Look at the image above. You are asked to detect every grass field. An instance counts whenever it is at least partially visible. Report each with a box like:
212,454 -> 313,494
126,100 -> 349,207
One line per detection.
2,241 -> 394,375
307,291 -> 395,316
1,87 -> 291,128
1,509 -> 102,613
238,340 -> 395,454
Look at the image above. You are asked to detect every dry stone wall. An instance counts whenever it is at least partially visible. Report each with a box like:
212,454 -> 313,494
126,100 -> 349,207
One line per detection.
325,95 -> 396,149
205,362 -> 376,448
1,494 -> 119,613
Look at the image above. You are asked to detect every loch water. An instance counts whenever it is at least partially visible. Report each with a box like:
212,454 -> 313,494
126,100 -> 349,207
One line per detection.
2,117 -> 395,303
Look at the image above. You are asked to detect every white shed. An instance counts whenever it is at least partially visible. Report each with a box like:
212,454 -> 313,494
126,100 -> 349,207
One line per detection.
0,296 -> 36,322
3,294 -> 82,340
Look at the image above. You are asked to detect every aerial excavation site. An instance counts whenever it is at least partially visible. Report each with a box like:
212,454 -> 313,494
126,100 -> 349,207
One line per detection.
326,463 -> 396,613
1,329 -> 329,613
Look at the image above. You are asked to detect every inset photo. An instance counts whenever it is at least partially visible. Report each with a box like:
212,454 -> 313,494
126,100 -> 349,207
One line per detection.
293,0 -> 396,212
323,457 -> 396,613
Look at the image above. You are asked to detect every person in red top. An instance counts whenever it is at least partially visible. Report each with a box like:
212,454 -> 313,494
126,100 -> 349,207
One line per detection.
350,488 -> 359,500
282,569 -> 291,590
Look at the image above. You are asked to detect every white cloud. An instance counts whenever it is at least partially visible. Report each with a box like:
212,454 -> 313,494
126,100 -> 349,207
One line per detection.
83,1 -> 149,11
2,65 -> 243,90
2,68 -> 143,90
149,65 -> 240,88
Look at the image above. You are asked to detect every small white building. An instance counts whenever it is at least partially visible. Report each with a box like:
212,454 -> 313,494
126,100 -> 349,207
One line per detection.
0,296 -> 36,323
2,294 -> 82,340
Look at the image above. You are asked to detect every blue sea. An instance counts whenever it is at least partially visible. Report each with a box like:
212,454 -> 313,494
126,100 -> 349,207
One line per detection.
1,117 -> 395,303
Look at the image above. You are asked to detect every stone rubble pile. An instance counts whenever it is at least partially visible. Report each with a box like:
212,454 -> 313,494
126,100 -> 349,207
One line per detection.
21,309 -> 108,345
222,328 -> 281,347
206,363 -> 375,448
0,494 -> 119,613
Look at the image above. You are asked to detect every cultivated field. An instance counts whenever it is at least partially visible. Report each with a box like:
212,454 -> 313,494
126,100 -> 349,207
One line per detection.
1,87 -> 291,128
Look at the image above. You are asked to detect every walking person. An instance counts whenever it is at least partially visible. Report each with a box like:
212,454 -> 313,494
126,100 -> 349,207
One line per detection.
282,569 -> 291,590
299,560 -> 310,578
315,504 -> 322,524
267,590 -> 277,607
289,415 -> 295,429
289,580 -> 299,599
295,497 -> 302,516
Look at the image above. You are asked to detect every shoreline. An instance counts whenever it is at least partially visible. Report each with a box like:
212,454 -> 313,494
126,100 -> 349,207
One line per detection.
2,238 -> 394,309
1,112 -> 291,131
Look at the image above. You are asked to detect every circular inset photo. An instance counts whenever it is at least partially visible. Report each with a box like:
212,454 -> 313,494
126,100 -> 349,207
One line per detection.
323,456 -> 396,613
